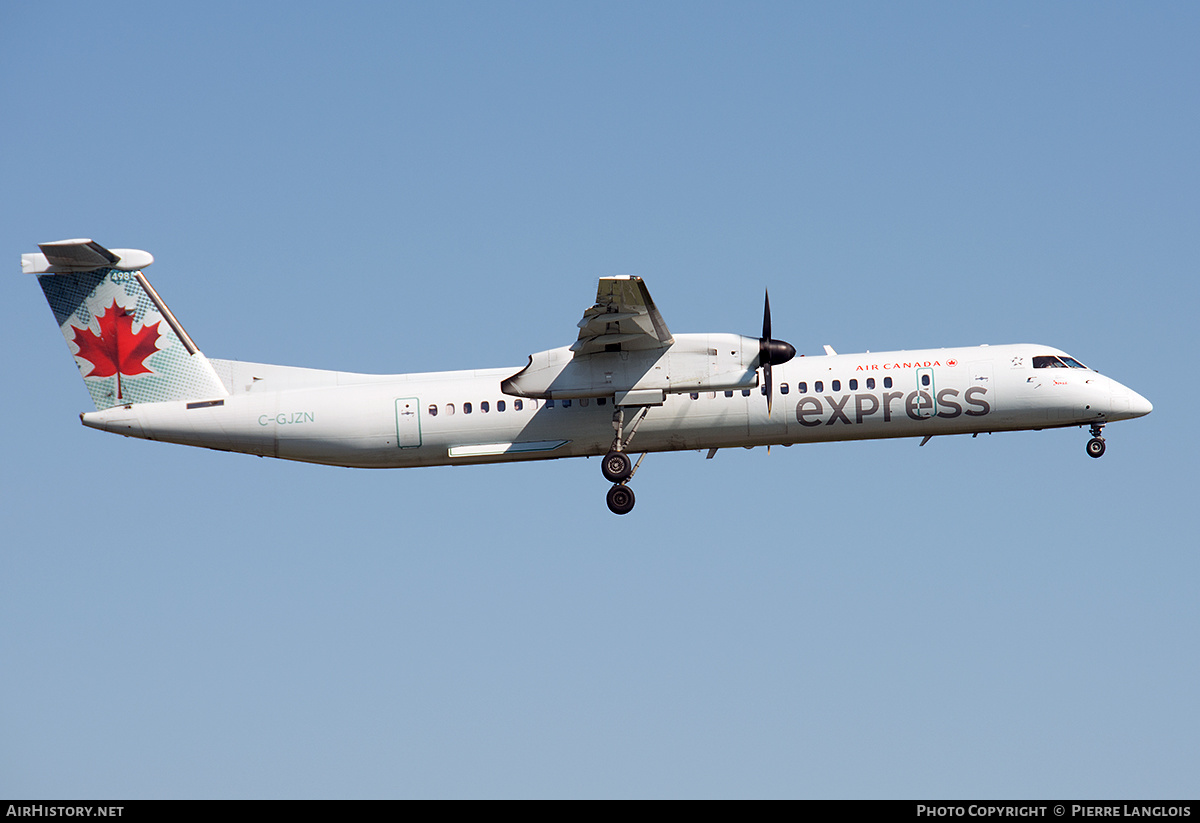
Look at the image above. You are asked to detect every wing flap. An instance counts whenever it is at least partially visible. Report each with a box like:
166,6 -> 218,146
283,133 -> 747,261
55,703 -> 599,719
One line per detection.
573,276 -> 672,354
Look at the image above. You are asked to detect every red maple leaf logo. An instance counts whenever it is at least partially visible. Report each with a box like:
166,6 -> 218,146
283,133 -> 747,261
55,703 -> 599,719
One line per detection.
70,300 -> 161,399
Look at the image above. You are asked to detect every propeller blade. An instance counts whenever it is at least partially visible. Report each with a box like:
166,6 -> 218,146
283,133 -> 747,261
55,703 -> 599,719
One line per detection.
757,287 -> 794,417
764,360 -> 773,415
762,289 -> 772,414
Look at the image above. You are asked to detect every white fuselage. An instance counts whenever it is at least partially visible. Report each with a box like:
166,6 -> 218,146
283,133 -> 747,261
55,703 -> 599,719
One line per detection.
80,343 -> 1152,468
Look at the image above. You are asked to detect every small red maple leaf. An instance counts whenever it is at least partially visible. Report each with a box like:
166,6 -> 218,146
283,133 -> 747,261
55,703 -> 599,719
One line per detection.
70,300 -> 161,399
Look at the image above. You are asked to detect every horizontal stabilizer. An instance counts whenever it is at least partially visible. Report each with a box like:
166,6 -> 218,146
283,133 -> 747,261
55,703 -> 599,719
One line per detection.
22,239 -> 154,274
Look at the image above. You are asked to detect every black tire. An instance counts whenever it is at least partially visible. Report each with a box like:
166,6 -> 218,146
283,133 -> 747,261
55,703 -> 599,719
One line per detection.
601,451 -> 633,483
606,483 -> 636,515
1086,437 -> 1106,458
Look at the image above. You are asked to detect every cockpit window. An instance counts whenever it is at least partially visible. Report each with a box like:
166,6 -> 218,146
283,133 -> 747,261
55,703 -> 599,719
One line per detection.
1033,355 -> 1068,368
1060,356 -> 1089,369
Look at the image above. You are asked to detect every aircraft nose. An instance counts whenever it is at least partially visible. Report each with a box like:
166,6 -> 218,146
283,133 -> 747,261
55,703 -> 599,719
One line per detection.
1128,389 -> 1153,418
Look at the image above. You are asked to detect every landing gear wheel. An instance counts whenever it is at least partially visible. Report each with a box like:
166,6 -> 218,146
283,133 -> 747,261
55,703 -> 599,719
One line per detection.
606,483 -> 636,515
601,451 -> 633,483
1086,437 -> 1106,458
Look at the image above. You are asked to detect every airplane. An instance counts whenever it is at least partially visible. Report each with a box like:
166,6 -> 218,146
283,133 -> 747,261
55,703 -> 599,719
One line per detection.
25,238 -> 1153,515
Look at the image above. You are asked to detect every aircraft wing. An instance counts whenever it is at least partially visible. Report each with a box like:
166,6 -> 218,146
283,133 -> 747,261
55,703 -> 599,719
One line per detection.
571,276 -> 673,354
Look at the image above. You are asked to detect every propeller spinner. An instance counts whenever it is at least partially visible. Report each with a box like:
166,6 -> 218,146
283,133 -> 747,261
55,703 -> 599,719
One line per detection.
759,289 -> 796,414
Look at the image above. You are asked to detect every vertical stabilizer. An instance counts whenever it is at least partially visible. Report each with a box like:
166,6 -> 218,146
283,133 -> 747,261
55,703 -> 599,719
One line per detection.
26,239 -> 228,410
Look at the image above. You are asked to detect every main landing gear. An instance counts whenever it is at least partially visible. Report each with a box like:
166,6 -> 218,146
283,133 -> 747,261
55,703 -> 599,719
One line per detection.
606,483 -> 636,515
1086,422 -> 1106,459
603,406 -> 649,514
602,451 -> 633,483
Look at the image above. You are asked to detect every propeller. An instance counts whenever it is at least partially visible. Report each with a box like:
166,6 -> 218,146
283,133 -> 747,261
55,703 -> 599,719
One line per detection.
759,289 -> 796,415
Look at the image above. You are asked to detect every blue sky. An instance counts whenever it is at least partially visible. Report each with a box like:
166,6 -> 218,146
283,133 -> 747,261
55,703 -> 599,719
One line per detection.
2,1 -> 1197,798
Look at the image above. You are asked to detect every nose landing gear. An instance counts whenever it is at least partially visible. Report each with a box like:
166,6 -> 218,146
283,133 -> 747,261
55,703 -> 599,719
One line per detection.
1086,422 -> 1106,458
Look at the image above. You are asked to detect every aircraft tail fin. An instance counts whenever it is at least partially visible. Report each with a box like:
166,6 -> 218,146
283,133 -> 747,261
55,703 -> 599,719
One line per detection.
25,239 -> 228,411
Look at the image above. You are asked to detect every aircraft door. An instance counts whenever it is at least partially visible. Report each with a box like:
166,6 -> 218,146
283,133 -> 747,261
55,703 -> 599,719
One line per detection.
395,397 -> 422,448
915,368 -> 936,418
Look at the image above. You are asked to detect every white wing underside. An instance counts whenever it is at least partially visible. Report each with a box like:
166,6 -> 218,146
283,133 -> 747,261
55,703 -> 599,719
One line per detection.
572,276 -> 673,354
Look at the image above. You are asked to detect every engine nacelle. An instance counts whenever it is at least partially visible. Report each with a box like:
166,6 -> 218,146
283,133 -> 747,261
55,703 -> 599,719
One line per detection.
501,333 -> 761,400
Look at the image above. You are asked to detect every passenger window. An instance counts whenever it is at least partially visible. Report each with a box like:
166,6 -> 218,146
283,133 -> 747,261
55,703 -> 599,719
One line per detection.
691,392 -> 700,400
446,403 -> 455,415
464,402 -> 473,414
707,392 -> 716,399
546,399 -> 555,408
815,381 -> 823,392
514,399 -> 523,411
597,397 -> 606,405
866,378 -> 875,390
884,377 -> 892,388
780,383 -> 789,395
798,382 -> 807,393
481,401 -> 490,413
724,390 -> 734,398
849,379 -> 858,390
742,389 -> 751,397
921,374 -> 930,386
562,399 -> 571,408
580,398 -> 589,406
832,380 -> 841,391
428,404 -> 438,417
497,400 -> 506,412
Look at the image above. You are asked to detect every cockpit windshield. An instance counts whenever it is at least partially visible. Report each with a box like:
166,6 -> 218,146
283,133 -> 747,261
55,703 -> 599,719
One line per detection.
1033,355 -> 1089,369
